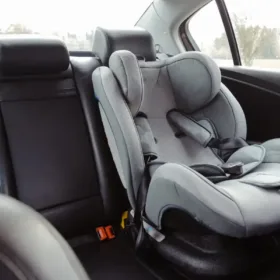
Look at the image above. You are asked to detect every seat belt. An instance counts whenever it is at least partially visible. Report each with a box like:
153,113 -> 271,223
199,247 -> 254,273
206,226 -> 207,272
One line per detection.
167,109 -> 248,161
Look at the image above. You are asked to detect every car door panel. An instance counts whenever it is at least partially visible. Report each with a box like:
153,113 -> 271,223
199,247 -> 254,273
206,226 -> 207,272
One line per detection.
221,66 -> 280,142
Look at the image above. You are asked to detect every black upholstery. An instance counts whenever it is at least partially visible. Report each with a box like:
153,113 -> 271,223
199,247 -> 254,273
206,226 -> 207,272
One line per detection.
93,27 -> 157,64
0,36 -> 69,76
0,35 -> 158,280
0,37 -> 126,238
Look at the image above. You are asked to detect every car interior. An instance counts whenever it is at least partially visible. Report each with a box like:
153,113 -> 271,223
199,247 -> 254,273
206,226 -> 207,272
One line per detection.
2,0 -> 280,279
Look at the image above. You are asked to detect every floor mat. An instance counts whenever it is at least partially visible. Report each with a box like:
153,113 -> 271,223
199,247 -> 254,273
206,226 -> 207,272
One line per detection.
73,233 -> 158,280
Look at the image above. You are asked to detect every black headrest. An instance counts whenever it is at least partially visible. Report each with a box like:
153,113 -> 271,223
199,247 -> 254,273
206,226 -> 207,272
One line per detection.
93,27 -> 156,65
0,35 -> 70,76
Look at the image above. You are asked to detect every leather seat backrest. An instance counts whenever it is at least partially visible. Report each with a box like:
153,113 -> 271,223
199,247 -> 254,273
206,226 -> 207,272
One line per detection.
0,36 -> 125,237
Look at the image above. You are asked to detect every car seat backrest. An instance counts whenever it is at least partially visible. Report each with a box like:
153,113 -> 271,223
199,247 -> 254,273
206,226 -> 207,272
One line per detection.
0,36 -> 125,237
92,28 -> 158,208
93,53 -> 145,208
93,47 -> 248,206
138,52 -> 247,165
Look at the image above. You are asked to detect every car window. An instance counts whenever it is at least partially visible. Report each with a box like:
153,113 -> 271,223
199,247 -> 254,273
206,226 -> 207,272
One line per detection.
188,1 -> 233,66
225,0 -> 280,68
0,0 -> 153,51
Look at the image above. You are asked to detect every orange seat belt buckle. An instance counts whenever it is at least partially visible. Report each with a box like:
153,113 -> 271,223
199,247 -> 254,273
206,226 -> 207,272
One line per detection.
96,227 -> 107,241
105,225 -> 116,240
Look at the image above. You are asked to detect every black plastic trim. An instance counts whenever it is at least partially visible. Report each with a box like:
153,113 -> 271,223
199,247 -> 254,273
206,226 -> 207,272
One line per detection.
69,51 -> 95,57
180,0 -> 241,66
216,0 -> 241,65
179,1 -> 211,51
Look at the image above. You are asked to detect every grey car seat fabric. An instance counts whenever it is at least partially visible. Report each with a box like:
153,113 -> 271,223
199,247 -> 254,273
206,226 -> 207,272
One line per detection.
0,194 -> 90,280
92,51 -> 145,208
93,48 -> 280,238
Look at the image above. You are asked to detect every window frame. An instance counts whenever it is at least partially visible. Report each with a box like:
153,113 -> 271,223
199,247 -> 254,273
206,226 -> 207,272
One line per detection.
180,0 -> 241,66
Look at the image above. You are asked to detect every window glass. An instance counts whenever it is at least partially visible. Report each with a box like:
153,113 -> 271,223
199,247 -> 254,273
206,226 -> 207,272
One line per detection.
226,0 -> 280,68
188,1 -> 233,66
0,0 -> 152,51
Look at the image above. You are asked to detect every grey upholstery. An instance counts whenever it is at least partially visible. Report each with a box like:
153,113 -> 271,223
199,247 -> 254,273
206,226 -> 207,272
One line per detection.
93,31 -> 280,238
146,163 -> 280,238
109,51 -> 144,116
0,194 -> 90,280
226,145 -> 265,176
92,66 -> 145,208
262,138 -> 280,163
166,52 -> 221,113
167,111 -> 213,147
134,115 -> 158,160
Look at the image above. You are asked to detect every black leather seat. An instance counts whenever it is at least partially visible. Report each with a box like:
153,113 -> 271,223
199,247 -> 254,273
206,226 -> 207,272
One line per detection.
0,35 -> 125,234
0,35 -> 133,279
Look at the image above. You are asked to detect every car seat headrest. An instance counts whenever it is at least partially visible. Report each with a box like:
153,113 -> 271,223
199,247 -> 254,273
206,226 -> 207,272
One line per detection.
93,27 -> 156,65
166,52 -> 221,113
0,35 -> 70,76
109,50 -> 144,117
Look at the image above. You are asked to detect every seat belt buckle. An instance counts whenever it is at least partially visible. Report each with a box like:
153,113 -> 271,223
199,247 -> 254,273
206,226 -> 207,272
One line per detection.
221,161 -> 244,176
120,211 -> 129,229
96,227 -> 108,241
96,225 -> 116,241
105,225 -> 116,240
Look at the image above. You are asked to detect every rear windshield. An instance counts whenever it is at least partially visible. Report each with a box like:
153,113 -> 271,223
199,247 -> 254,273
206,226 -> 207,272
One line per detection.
0,0 -> 152,51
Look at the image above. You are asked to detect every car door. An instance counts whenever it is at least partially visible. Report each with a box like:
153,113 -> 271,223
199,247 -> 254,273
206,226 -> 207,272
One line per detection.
183,0 -> 280,143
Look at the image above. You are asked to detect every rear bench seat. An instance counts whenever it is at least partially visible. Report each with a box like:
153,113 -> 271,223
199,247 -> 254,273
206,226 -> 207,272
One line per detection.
0,36 -> 126,237
0,36 -> 166,280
